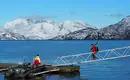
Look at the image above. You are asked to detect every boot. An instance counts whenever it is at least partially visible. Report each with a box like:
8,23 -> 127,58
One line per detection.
93,58 -> 96,60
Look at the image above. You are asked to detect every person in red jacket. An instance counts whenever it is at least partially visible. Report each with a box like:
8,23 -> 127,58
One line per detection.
91,41 -> 99,60
33,54 -> 41,67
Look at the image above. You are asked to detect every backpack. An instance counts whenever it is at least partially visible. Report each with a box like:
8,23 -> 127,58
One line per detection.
96,47 -> 99,51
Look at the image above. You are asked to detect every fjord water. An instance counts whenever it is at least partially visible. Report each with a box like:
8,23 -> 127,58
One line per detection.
0,40 -> 130,80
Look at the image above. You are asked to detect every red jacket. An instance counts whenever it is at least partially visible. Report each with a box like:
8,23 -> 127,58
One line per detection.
91,45 -> 97,53
33,56 -> 41,66
33,60 -> 40,66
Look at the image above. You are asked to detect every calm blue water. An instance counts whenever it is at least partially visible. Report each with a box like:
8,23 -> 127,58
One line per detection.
0,40 -> 130,80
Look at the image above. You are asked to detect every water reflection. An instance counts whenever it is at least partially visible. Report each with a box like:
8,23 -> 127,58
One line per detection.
4,75 -> 45,80
4,72 -> 88,80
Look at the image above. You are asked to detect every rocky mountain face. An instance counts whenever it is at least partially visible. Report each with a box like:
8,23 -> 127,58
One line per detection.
0,29 -> 29,40
100,15 -> 130,40
0,29 -> 44,40
52,28 -> 99,40
53,15 -> 130,40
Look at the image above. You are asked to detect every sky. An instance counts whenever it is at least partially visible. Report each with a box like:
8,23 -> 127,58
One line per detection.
0,0 -> 130,28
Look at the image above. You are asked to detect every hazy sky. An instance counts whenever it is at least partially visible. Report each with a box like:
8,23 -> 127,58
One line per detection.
0,0 -> 130,28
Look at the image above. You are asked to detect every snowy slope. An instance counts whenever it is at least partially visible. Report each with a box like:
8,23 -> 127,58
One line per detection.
4,19 -> 95,39
0,28 -> 29,40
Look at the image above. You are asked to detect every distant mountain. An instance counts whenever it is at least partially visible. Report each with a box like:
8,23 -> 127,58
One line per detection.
53,15 -> 130,40
1,15 -> 130,40
4,19 -> 95,39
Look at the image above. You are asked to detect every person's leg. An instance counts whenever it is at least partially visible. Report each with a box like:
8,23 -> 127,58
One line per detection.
92,52 -> 96,60
92,53 -> 95,60
93,52 -> 97,60
93,54 -> 96,60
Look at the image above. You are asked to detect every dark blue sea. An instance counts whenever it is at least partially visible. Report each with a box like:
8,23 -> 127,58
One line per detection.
0,40 -> 130,80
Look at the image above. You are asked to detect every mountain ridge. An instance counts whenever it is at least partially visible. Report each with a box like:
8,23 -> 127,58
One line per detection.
0,15 -> 130,40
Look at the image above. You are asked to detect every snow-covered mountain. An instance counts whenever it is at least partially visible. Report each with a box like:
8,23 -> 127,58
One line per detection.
1,15 -> 130,40
53,15 -> 130,40
4,18 -> 95,39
